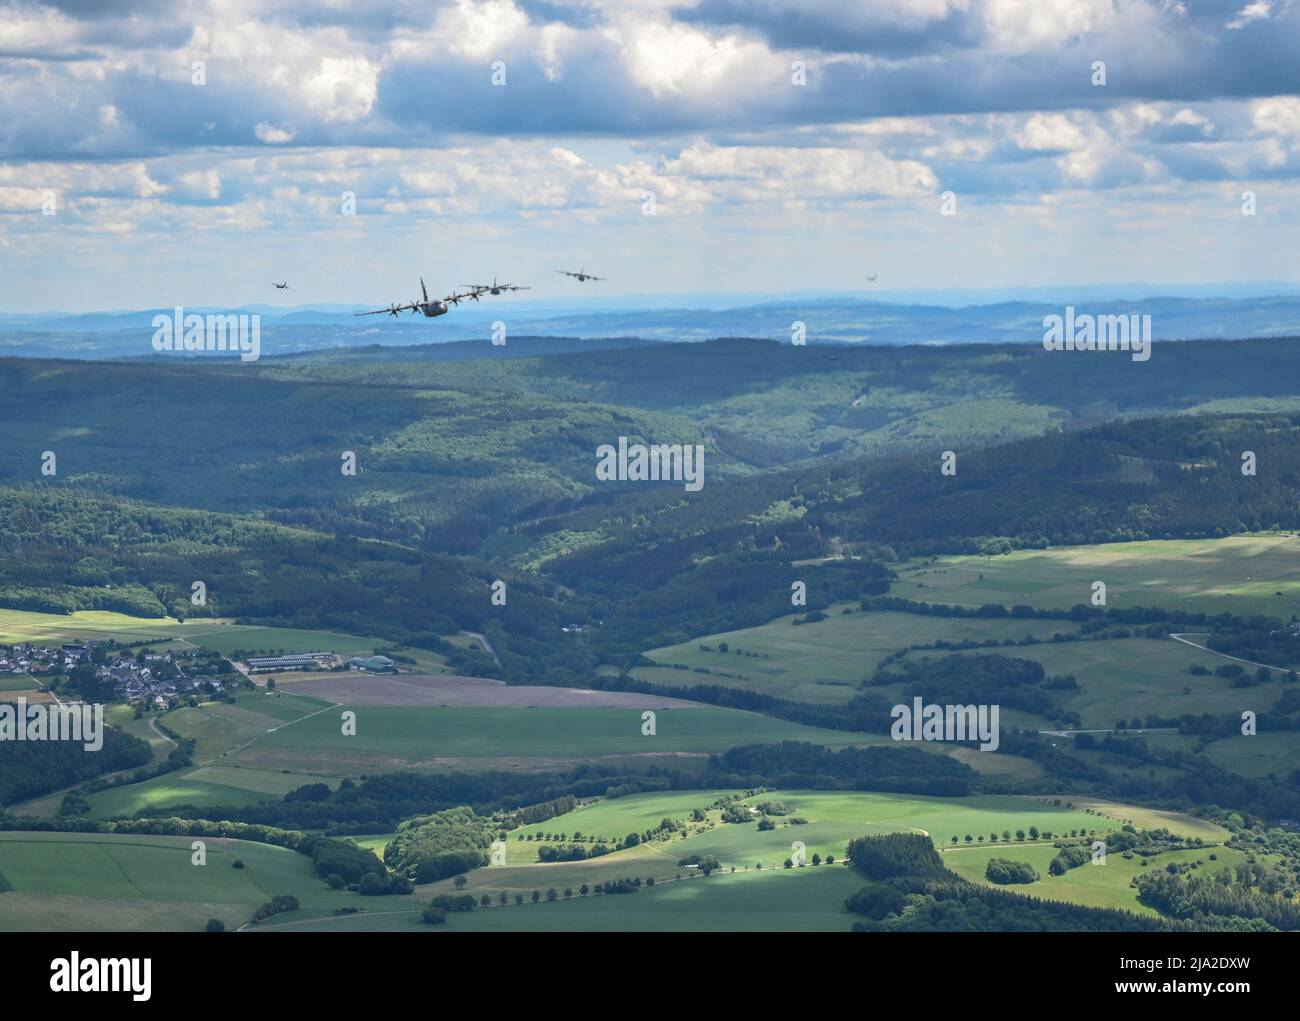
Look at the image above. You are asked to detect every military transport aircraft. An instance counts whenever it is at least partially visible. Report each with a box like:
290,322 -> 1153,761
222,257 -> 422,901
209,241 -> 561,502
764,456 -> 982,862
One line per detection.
462,276 -> 530,295
556,268 -> 604,282
272,281 -> 290,289
355,277 -> 480,318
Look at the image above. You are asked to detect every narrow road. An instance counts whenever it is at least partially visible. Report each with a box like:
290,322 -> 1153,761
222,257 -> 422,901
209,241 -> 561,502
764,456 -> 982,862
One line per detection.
1169,633 -> 1290,673
148,717 -> 178,746
460,630 -> 503,670
1038,728 -> 1178,737
21,670 -> 62,705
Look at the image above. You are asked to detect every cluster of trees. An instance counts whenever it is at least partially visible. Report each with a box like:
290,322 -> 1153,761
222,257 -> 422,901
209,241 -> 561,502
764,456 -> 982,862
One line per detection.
720,804 -> 755,824
383,806 -> 495,883
866,653 -> 1070,721
1049,845 -> 1094,875
1207,625 -> 1300,671
713,742 -> 976,797
354,872 -> 413,896
848,879 -> 1180,933
678,854 -> 721,875
1135,871 -> 1299,931
984,858 -> 1039,885
0,726 -> 151,807
250,894 -> 300,923
308,838 -> 386,885
846,833 -> 948,881
506,795 -> 578,827
429,893 -> 477,913
535,843 -> 609,863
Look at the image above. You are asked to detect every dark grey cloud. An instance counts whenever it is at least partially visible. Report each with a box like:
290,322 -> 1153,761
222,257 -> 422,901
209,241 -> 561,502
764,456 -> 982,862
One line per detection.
674,0 -> 982,56
514,0 -> 604,30
0,47 -> 103,61
254,0 -> 445,40
377,45 -> 716,137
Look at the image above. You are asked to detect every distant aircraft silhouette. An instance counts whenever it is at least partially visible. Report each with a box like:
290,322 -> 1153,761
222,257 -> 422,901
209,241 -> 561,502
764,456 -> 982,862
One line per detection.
556,267 -> 604,283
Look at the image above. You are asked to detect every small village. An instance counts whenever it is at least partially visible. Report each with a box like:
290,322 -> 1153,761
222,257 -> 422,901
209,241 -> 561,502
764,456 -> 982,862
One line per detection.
0,640 -> 240,710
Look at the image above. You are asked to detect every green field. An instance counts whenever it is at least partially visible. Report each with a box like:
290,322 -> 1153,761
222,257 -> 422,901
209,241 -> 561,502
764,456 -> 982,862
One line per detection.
74,765 -> 343,820
57,698 -> 892,820
158,689 -> 337,764
0,831 -> 416,931
216,705 -> 882,775
943,841 -> 1249,914
256,865 -> 867,932
895,534 -> 1300,618
433,788 -> 1223,911
633,608 -> 1081,704
1183,732 -> 1300,779
888,636 -> 1246,730
503,788 -> 743,865
659,791 -> 1127,867
0,607 -> 385,658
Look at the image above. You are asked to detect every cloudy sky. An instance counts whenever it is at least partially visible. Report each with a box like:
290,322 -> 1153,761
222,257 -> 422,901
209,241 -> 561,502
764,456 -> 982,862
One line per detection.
2,0 -> 1299,311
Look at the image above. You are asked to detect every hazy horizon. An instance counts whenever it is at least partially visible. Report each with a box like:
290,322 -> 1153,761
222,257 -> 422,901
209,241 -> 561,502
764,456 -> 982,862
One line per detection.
8,280 -> 1300,321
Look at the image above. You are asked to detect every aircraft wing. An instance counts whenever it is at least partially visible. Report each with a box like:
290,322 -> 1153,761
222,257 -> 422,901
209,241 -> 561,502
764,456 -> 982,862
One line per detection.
354,302 -> 418,316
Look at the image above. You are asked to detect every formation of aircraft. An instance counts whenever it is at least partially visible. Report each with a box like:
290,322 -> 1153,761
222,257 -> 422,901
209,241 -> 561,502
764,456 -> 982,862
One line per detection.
355,277 -> 484,319
356,267 -> 606,321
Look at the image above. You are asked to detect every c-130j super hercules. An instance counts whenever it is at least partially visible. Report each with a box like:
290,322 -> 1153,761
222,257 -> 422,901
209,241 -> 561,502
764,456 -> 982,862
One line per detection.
355,276 -> 488,318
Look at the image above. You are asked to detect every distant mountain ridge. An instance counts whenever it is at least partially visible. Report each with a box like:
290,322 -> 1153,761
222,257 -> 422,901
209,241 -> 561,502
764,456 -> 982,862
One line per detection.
2,293 -> 1299,360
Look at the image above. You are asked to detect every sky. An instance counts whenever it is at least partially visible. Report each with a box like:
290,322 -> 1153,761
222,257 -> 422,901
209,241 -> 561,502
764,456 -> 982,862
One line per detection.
1,0 -> 1300,312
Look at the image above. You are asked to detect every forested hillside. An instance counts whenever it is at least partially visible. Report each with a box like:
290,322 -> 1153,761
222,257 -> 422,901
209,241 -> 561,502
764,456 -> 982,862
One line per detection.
3,337 -> 1298,559
3,339 -> 1300,682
